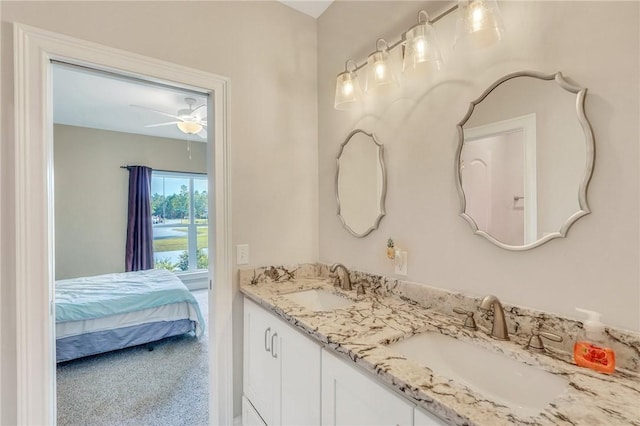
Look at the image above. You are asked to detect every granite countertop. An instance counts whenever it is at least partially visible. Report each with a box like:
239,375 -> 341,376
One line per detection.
240,272 -> 640,426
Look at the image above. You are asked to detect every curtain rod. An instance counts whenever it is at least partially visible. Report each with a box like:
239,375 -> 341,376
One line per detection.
120,165 -> 207,176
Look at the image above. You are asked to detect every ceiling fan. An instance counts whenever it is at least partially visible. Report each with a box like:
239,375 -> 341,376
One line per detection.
132,97 -> 207,139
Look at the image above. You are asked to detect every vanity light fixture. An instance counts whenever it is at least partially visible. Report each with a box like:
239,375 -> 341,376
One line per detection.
365,39 -> 399,95
403,11 -> 443,73
454,0 -> 504,50
334,0 -> 505,110
334,60 -> 362,110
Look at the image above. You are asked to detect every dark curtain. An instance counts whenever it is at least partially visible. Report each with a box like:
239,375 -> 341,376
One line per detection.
125,166 -> 154,271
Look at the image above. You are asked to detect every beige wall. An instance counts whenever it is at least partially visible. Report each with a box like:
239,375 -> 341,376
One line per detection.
54,124 -> 207,280
1,1 -> 318,422
318,1 -> 639,332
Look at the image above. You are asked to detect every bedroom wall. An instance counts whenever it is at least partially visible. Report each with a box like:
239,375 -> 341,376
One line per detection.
53,124 -> 206,280
318,1 -> 640,331
1,1 -> 318,422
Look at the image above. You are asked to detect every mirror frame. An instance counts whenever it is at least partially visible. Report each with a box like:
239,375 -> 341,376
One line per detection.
455,71 -> 595,251
336,129 -> 387,238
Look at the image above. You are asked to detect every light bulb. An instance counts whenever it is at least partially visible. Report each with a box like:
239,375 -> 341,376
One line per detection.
416,38 -> 426,59
470,1 -> 487,33
375,62 -> 387,80
342,81 -> 354,96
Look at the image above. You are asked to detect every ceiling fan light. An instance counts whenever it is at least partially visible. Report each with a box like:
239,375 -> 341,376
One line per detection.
177,121 -> 203,135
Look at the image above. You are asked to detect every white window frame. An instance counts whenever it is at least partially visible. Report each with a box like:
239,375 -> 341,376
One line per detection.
152,171 -> 209,273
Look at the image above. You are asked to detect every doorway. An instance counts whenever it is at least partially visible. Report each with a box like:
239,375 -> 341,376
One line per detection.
13,24 -> 232,424
52,62 -> 211,423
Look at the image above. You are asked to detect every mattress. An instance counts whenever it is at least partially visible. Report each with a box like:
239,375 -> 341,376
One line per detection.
55,269 -> 204,362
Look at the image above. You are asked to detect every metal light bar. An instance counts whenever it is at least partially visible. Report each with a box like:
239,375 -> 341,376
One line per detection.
349,3 -> 458,73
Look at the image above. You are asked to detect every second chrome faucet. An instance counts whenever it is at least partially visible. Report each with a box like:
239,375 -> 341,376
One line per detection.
479,294 -> 510,341
329,263 -> 352,291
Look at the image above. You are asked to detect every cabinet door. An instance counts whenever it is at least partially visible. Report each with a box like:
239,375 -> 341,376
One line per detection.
244,299 -> 281,425
414,407 -> 449,426
242,396 -> 267,426
279,321 -> 321,426
321,349 -> 414,426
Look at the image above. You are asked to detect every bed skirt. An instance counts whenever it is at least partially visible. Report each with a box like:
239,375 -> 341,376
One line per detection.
56,319 -> 196,363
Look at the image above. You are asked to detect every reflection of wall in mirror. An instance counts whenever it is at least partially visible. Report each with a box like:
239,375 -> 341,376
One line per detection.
465,77 -> 585,239
462,132 -> 524,246
338,134 -> 382,235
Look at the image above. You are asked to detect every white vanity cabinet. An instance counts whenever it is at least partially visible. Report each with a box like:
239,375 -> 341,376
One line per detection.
242,396 -> 266,426
321,349 -> 415,426
243,298 -> 321,426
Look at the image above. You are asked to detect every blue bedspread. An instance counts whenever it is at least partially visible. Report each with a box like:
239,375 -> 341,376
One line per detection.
56,269 -> 204,335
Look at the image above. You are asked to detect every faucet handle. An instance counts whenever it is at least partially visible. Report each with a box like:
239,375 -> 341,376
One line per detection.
328,272 -> 340,288
526,327 -> 563,352
453,307 -> 477,330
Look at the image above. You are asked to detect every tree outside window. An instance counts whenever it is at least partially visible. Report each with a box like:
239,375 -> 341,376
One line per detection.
150,172 -> 208,272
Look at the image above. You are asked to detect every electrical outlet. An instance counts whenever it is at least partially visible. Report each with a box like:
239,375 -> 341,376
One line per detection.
237,244 -> 249,265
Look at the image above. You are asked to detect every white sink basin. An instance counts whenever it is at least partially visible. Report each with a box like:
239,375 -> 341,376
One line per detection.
282,289 -> 354,312
388,332 -> 568,418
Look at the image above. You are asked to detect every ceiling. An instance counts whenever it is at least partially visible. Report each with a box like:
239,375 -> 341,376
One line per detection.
279,0 -> 333,18
52,63 -> 208,142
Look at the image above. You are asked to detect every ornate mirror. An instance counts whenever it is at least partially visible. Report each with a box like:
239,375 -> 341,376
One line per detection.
455,71 -> 595,250
336,129 -> 387,237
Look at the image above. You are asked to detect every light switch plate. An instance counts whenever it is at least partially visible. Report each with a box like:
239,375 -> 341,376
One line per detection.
394,250 -> 408,276
237,244 -> 249,265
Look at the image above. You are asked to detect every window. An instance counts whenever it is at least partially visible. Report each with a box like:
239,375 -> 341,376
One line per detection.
150,171 -> 208,273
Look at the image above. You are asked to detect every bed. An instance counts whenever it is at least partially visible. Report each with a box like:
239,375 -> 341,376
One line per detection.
55,268 -> 204,363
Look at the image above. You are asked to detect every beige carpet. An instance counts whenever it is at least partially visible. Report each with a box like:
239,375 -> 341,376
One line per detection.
56,290 -> 209,426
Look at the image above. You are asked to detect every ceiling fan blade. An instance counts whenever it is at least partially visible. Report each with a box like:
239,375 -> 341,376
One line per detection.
130,104 -> 182,121
192,104 -> 206,113
144,121 -> 181,128
198,128 -> 208,139
199,121 -> 208,127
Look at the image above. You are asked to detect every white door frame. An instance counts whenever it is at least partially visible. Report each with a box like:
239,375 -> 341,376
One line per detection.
464,113 -> 538,244
13,23 -> 233,425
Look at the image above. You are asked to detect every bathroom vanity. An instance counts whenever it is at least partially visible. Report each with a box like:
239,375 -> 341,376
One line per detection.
240,264 -> 640,426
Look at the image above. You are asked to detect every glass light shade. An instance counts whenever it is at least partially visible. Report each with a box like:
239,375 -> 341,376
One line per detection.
177,121 -> 203,134
403,22 -> 443,73
365,50 -> 399,94
454,0 -> 504,50
334,70 -> 361,110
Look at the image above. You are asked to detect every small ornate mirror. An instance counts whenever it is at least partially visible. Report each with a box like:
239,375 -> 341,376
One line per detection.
336,129 -> 387,237
455,71 -> 595,250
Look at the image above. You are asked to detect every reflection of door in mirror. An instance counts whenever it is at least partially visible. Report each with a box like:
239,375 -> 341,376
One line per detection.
462,114 -> 537,246
336,130 -> 386,238
456,72 -> 594,250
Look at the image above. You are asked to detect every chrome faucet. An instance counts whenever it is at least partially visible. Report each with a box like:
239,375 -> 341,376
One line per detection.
479,295 -> 509,341
329,263 -> 352,291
